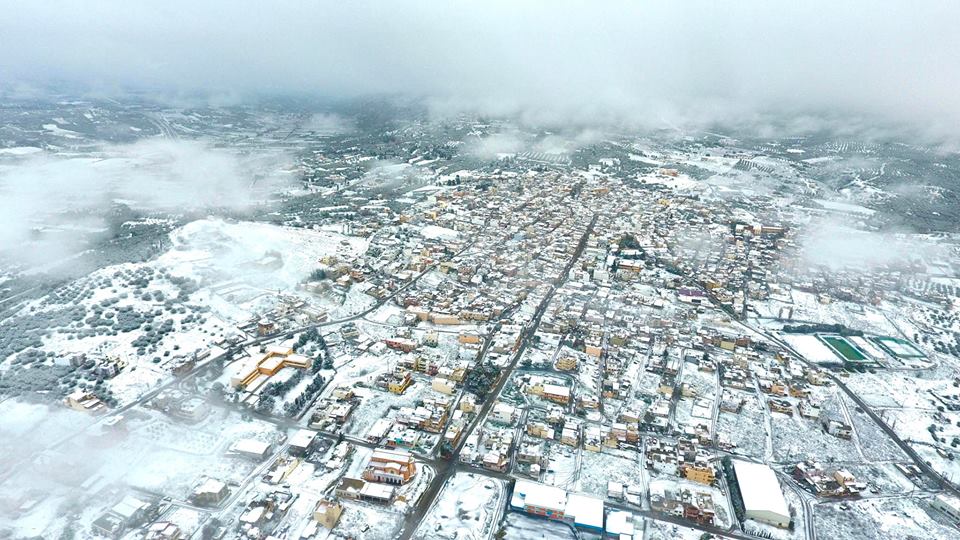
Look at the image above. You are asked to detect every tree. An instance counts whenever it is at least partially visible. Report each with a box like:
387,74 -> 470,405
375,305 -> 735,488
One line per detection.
202,518 -> 221,540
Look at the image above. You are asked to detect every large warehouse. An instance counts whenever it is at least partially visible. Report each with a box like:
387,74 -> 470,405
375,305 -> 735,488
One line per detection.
732,460 -> 791,528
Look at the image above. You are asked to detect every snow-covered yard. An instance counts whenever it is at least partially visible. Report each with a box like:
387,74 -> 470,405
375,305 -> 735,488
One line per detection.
415,472 -> 505,540
814,496 -> 958,540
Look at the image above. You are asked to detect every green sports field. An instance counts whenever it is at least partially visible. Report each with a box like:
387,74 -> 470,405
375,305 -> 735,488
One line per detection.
820,335 -> 867,362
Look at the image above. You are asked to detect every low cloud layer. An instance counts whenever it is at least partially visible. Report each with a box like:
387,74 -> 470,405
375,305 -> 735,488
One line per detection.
798,219 -> 946,271
1,1 -> 959,138
0,140 -> 293,264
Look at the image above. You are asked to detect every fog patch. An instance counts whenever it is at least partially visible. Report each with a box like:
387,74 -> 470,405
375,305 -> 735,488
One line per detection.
303,113 -> 354,136
798,219 -> 943,271
466,132 -> 524,160
0,139 -> 294,267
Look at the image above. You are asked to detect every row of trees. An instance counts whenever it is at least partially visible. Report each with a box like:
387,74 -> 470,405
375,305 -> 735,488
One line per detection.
282,373 -> 326,417
781,323 -> 863,336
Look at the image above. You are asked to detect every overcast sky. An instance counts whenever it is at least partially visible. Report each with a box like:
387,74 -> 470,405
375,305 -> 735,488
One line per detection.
1,1 -> 959,135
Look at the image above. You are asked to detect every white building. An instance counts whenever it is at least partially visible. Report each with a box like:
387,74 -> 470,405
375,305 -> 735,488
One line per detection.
510,480 -> 605,531
932,494 -> 960,523
289,429 -> 318,456
230,438 -> 272,460
565,492 -> 604,532
491,402 -> 517,424
732,460 -> 790,528
511,480 -> 567,519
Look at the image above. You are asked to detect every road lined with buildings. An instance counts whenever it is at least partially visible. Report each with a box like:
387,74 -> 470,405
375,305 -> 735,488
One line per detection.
399,213 -> 598,539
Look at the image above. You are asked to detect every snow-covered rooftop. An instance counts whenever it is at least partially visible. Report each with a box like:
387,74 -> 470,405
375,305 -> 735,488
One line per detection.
565,493 -> 604,529
732,460 -> 789,521
511,480 -> 567,513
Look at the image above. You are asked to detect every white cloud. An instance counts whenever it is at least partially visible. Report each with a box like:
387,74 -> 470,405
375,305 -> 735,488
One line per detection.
0,1 -> 957,138
0,139 -> 293,260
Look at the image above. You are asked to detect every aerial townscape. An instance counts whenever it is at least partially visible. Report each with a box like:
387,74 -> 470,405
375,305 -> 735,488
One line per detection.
2,3 -> 960,540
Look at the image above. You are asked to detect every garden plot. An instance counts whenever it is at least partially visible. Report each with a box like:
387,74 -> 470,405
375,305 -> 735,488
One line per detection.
574,355 -> 602,397
787,292 -> 899,334
716,390 -> 767,459
679,361 -> 717,399
344,446 -> 374,479
675,395 -> 714,434
576,450 -> 644,499
814,496 -> 958,540
416,472 -> 505,540
330,281 -> 378,319
634,370 -> 663,396
363,302 -> 405,325
910,439 -> 960,487
521,346 -> 555,370
163,507 -> 204,538
358,320 -> 409,345
160,218 -> 366,303
395,463 -> 436,512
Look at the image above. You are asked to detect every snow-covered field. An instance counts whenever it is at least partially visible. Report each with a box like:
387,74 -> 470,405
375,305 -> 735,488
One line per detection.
814,496 -> 957,540
716,390 -> 767,459
0,218 -> 370,407
542,442 -> 580,490
415,472 -> 505,540
781,334 -> 839,364
771,407 -> 860,463
501,512 -> 575,540
0,400 -> 281,539
160,218 -> 367,321
576,450 -> 644,499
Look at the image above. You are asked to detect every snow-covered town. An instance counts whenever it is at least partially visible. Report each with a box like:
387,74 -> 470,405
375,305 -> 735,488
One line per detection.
4,100 -> 960,540
4,5 -> 960,540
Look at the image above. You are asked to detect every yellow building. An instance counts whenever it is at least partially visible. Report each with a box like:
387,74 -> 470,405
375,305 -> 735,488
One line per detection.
555,356 -> 578,371
527,422 -> 553,439
682,463 -> 716,485
64,390 -> 106,415
388,370 -> 413,395
431,313 -> 461,325
314,499 -> 343,529
460,395 -> 477,413
431,377 -> 456,395
458,332 -> 481,345
233,349 -> 312,388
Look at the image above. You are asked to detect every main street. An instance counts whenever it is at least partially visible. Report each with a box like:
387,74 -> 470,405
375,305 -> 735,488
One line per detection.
397,213 -> 598,540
